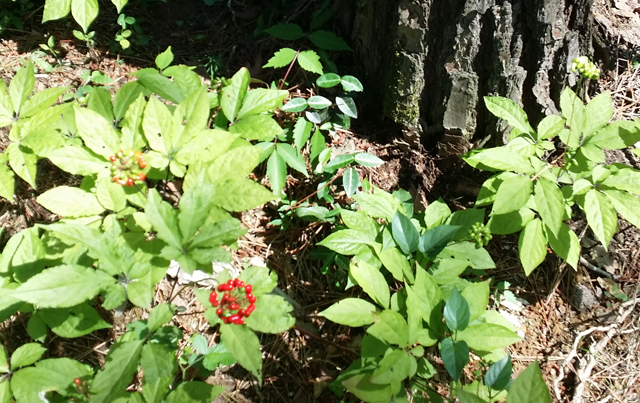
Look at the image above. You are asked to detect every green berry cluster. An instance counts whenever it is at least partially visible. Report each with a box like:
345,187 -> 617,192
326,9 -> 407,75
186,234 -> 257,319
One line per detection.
469,222 -> 492,249
110,149 -> 147,186
565,149 -> 578,168
571,56 -> 600,80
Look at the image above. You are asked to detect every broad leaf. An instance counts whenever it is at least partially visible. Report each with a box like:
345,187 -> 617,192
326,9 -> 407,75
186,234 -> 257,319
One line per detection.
341,76 -> 364,92
145,190 -> 183,250
492,174 -> 533,214
336,95 -> 358,118
91,341 -> 144,403
308,30 -> 352,51
277,143 -> 308,177
457,323 -> 522,352
506,362 -> 550,403
221,68 -> 251,122
583,189 -> 617,249
165,382 -> 224,403
320,298 -> 376,327
220,323 -> 262,383
440,338 -> 468,381
443,288 -> 470,331
317,73 -> 341,88
534,177 -> 565,236
266,150 -> 287,196
391,211 -> 419,255
318,229 -> 375,255
10,343 -> 46,368
518,218 -> 547,275
244,294 -> 295,334
12,265 -> 115,308
545,223 -> 580,269
463,147 -> 534,174
297,50 -> 323,75
370,310 -> 410,347
37,186 -> 104,217
283,97 -> 308,113
211,178 -> 275,211
604,189 -> 640,228
71,0 -> 99,32
263,48 -> 297,68
484,96 -> 534,135
350,261 -> 390,308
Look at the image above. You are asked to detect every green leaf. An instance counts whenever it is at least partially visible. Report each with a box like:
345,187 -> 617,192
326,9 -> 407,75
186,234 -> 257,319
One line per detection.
353,188 -> 405,221
229,114 -> 283,141
0,165 -> 15,201
238,266 -> 277,297
418,225 -> 460,260
370,349 -> 414,384
245,294 -> 294,333
211,178 -> 275,211
350,261 -> 390,308
439,242 -> 496,270
8,61 -> 35,115
488,208 -> 535,235
585,119 -> 640,149
462,147 -> 534,174
75,106 -> 119,158
343,167 -> 359,197
237,88 -> 288,119
443,288 -> 470,331
37,186 -> 105,217
354,153 -> 384,167
282,97 -> 308,113
370,310 -> 410,347
10,343 -> 46,368
560,87 -> 585,144
537,115 -> 565,140
155,46 -> 174,70
221,68 -> 251,122
113,82 -> 143,123
135,69 -> 183,104
266,150 -> 287,196
308,30 -> 352,51
277,143 -> 308,177
440,338 -> 468,381
307,95 -> 332,110
147,303 -> 174,333
71,0 -> 98,32
603,189 -> 640,228
492,174 -> 533,215
320,298 -> 376,327
545,222 -> 580,269
47,145 -> 109,176
7,144 -> 37,188
391,211 -> 419,255
0,379 -> 10,403
309,128 -> 326,162
41,304 -> 111,338
145,189 -> 183,250
457,323 -> 522,352
458,389 -> 490,403
485,355 -> 513,390
341,371 -> 395,402
165,381 -> 224,403
263,48 -> 297,69
445,208 -> 486,241
292,117 -> 313,149
27,313 -> 47,342
206,145 -> 260,183
140,343 -> 176,403
583,189 -> 617,249
12,265 -> 115,308
318,229 -> 375,255
203,342 -> 237,370
336,95 -> 358,118
484,96 -> 534,135
220,323 -> 262,383
518,218 -> 547,275
534,177 -> 565,236
21,86 -> 70,118
461,281 -> 489,323
323,153 -> 355,173
96,178 -> 127,212
506,361 -> 550,403
340,209 -> 378,238
43,0 -> 72,22
584,91 -> 613,137
91,341 -> 144,403
87,87 -> 114,122
264,23 -> 304,40
297,50 -> 323,75
377,247 -> 412,282
317,73 -> 341,88
341,75 -> 364,92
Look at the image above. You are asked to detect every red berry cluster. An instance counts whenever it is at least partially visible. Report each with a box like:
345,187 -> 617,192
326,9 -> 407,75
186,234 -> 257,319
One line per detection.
209,278 -> 257,325
110,150 -> 147,186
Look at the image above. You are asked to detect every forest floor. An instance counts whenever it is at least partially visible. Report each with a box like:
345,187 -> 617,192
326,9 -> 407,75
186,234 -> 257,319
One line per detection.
1,0 -> 639,402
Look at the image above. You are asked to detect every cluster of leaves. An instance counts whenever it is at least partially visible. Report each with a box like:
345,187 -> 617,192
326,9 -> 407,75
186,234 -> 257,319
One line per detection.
0,49 -> 299,401
464,87 -> 640,275
314,187 -> 549,402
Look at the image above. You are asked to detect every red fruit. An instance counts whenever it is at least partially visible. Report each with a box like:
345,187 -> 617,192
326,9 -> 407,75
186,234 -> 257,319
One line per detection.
217,284 -> 230,292
244,284 -> 252,294
216,308 -> 223,316
232,316 -> 245,325
244,304 -> 255,316
137,173 -> 146,181
126,178 -> 134,186
237,281 -> 245,288
226,279 -> 234,288
74,378 -> 81,386
109,155 -> 117,162
222,316 -> 230,324
209,292 -> 218,306
227,314 -> 240,323
227,296 -> 236,303
229,303 -> 240,310
221,293 -> 228,304
247,294 -> 257,303
233,278 -> 240,287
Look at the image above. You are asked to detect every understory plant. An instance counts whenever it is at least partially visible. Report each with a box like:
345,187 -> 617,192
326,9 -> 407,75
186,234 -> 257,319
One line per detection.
0,50 -> 296,402
463,57 -> 640,275
316,187 -> 550,402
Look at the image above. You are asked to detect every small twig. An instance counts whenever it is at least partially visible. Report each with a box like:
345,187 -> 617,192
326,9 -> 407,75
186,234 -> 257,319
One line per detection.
579,256 -> 620,281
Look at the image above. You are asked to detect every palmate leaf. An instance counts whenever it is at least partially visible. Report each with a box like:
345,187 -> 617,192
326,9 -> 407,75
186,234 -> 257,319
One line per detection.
370,310 -> 410,347
39,303 -> 111,338
534,177 -> 565,236
370,348 -> 415,384
164,382 -> 224,403
318,229 -> 376,255
210,178 -> 275,211
0,165 -> 15,201
8,61 -> 35,115
7,144 -> 37,188
443,288 -> 470,331
463,147 -> 535,174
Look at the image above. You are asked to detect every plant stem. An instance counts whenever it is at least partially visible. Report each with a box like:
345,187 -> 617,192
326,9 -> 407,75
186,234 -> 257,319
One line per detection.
278,50 -> 300,91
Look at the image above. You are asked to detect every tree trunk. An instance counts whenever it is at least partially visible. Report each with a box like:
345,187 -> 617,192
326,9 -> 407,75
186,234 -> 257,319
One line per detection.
337,0 -> 594,147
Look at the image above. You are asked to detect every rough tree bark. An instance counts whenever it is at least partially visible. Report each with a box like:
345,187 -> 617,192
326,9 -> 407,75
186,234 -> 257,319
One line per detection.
336,0 -> 594,148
